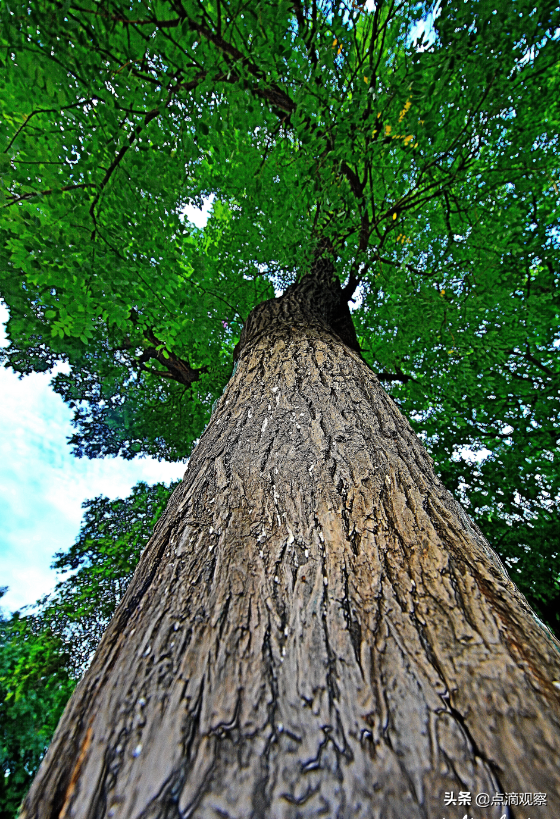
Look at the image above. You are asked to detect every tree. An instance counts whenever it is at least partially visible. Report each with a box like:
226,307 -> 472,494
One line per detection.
41,480 -> 181,675
0,595 -> 75,819
0,483 -> 176,818
1,0 -> 560,816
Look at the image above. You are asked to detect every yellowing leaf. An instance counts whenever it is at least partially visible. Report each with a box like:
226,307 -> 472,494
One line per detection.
393,212 -> 397,220
404,135 -> 413,146
385,125 -> 392,136
398,100 -> 412,123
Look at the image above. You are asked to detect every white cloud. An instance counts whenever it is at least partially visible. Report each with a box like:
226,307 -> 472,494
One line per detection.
0,305 -> 183,614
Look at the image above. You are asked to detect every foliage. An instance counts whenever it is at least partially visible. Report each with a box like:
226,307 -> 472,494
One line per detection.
0,595 -> 75,819
0,4 -> 559,636
40,480 -> 180,673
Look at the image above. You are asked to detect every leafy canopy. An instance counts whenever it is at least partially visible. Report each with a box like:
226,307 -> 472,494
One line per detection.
0,2 -> 559,620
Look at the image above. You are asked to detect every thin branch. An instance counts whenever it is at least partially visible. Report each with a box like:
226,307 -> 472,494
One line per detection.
88,102 -> 168,234
4,99 -> 97,153
3,182 -> 97,209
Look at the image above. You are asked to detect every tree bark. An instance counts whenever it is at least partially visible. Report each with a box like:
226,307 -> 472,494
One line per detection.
22,268 -> 560,819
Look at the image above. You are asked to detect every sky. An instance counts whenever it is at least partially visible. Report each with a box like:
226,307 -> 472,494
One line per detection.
0,307 -> 184,615
0,202 -> 212,616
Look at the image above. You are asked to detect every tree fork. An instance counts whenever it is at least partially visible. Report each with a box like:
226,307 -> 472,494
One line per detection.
22,268 -> 560,819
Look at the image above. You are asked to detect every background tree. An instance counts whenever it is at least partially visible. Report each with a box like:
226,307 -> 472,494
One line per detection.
1,0 -> 560,816
0,482 -> 176,817
0,594 -> 75,819
41,480 -> 180,674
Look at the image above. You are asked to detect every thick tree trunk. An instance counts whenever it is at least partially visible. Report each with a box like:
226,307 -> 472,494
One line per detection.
23,268 -> 560,819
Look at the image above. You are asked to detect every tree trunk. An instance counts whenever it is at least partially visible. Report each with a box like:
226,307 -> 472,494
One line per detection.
23,266 -> 560,819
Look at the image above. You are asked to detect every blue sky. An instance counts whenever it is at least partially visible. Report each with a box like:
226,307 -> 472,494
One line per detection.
0,306 -> 184,614
0,203 -> 211,616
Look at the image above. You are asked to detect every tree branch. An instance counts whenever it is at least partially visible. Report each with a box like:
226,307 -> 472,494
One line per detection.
4,182 -> 97,209
138,330 -> 208,388
88,105 -> 164,230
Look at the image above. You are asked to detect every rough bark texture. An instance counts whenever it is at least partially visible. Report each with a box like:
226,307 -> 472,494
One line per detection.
23,270 -> 560,819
